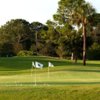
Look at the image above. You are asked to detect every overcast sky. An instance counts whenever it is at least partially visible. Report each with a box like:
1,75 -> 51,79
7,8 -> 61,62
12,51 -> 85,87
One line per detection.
0,0 -> 99,26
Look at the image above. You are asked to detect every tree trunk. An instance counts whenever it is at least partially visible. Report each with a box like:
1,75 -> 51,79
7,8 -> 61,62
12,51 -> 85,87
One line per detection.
74,55 -> 77,63
71,52 -> 77,63
82,18 -> 87,66
71,52 -> 74,61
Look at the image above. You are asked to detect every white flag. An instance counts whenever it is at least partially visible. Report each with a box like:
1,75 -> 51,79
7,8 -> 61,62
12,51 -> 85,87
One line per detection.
48,62 -> 54,67
35,61 -> 43,69
32,62 -> 35,67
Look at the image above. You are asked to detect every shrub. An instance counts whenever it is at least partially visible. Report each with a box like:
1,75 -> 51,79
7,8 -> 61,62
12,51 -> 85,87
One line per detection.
87,43 -> 100,60
17,50 -> 33,57
0,43 -> 15,57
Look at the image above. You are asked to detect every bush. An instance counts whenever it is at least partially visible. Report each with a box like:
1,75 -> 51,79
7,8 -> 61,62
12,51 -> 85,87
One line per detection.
87,43 -> 100,60
0,43 -> 15,57
17,50 -> 33,57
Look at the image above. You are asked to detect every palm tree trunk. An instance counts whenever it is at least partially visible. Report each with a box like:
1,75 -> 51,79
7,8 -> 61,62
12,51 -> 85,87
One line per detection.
82,18 -> 87,66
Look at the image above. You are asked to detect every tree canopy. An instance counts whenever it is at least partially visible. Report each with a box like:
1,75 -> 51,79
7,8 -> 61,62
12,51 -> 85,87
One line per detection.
0,1 -> 100,61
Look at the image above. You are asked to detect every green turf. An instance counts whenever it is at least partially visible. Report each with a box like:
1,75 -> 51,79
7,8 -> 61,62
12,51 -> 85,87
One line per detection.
0,56 -> 100,99
0,56 -> 100,85
0,86 -> 100,100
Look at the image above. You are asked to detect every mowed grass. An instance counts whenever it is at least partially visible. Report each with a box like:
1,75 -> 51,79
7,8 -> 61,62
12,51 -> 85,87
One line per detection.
0,86 -> 100,100
0,56 -> 100,100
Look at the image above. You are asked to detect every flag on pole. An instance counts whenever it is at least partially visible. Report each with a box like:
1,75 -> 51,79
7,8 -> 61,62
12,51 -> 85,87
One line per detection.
48,62 -> 54,67
32,62 -> 35,67
32,61 -> 43,68
35,61 -> 43,69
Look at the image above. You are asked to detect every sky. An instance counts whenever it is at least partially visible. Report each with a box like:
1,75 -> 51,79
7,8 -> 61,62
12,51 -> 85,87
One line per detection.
0,0 -> 100,26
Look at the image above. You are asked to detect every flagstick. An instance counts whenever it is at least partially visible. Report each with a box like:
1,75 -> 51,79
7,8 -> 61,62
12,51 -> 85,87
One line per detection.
31,66 -> 34,86
31,66 -> 33,76
47,66 -> 51,86
35,67 -> 37,86
48,66 -> 50,79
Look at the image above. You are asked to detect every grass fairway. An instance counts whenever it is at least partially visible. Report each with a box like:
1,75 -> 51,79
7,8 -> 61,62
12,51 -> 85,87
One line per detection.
0,86 -> 100,100
0,56 -> 100,100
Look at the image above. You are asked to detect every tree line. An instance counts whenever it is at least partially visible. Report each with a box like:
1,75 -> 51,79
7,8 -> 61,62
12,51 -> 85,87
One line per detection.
0,0 -> 100,63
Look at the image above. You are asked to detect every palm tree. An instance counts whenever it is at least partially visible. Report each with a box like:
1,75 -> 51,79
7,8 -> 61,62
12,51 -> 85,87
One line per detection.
53,0 -> 95,65
75,1 -> 95,65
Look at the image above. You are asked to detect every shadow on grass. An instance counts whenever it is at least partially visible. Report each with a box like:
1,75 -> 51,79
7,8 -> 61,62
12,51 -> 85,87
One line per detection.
0,57 -> 100,71
0,58 -> 72,71
0,81 -> 100,86
86,63 -> 100,68
63,69 -> 100,73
